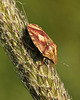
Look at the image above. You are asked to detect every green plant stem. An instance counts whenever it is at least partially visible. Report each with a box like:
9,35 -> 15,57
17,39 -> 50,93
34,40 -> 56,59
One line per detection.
0,0 -> 71,100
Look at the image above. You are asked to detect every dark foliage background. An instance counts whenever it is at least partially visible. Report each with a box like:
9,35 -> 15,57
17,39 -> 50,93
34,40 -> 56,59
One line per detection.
0,0 -> 80,100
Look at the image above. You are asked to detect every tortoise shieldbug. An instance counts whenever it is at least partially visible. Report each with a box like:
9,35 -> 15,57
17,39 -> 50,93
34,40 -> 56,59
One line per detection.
27,24 -> 57,66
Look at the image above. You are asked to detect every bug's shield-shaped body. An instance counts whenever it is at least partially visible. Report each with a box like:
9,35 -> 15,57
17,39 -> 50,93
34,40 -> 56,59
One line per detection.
28,24 -> 57,65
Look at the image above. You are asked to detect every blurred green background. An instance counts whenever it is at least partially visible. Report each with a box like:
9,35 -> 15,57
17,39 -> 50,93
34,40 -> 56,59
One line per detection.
0,0 -> 80,100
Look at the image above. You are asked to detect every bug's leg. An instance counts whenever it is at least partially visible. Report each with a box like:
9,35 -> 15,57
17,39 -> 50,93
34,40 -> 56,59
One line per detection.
52,63 -> 55,68
25,43 -> 35,51
40,57 -> 46,66
38,57 -> 46,70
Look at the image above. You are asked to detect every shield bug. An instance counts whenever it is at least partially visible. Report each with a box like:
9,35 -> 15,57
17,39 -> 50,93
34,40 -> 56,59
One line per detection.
27,24 -> 57,67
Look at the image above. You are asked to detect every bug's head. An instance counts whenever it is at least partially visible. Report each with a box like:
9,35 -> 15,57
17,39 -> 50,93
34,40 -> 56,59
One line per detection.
52,44 -> 57,64
43,42 -> 57,65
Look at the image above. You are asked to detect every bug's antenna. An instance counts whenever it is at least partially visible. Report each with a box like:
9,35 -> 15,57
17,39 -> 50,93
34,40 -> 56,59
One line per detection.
16,1 -> 29,26
58,60 -> 69,67
61,62 -> 69,67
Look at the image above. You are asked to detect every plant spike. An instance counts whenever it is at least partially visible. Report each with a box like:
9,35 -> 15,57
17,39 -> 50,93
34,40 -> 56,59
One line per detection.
0,0 -> 71,100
